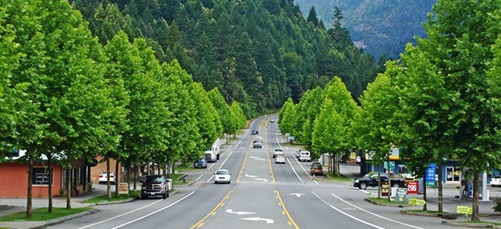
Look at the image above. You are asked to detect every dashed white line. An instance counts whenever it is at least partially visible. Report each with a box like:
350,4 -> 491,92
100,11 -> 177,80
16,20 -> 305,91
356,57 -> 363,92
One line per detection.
313,192 -> 384,229
331,193 -> 423,229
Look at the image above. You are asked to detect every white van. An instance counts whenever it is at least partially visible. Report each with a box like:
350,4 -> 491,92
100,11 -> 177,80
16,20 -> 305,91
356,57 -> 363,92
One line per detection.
298,151 -> 311,162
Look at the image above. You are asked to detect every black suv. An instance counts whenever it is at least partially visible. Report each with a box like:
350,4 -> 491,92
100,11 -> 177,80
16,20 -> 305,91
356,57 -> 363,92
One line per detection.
141,175 -> 170,199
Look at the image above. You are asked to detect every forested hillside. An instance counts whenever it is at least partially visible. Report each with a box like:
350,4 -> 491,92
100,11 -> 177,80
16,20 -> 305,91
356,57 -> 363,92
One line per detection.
295,0 -> 436,60
69,0 -> 380,117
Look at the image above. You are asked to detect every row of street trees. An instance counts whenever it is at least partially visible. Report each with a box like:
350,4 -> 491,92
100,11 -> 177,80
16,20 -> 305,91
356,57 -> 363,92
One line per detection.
0,0 -> 246,218
279,0 -> 500,221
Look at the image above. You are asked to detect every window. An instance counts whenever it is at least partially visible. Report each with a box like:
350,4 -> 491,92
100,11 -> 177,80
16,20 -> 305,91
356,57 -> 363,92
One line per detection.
33,167 -> 52,185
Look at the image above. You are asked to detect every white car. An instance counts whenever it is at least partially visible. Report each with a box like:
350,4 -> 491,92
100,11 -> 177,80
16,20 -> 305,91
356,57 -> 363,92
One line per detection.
98,172 -> 116,184
275,155 -> 286,164
273,148 -> 284,158
491,175 -> 501,187
214,169 -> 231,184
298,151 -> 311,162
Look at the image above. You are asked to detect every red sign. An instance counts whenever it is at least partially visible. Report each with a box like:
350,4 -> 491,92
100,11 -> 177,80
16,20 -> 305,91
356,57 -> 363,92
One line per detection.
407,181 -> 418,194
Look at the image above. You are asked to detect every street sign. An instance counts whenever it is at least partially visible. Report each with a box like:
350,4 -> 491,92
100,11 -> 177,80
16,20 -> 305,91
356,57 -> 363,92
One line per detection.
407,181 -> 418,194
426,163 -> 436,186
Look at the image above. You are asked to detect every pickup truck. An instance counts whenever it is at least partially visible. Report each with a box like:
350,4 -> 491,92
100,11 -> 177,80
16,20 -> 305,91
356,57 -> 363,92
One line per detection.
353,173 -> 407,190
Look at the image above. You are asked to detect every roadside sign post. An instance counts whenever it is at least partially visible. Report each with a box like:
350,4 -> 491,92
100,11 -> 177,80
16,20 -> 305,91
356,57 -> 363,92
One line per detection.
407,181 -> 418,195
118,182 -> 129,196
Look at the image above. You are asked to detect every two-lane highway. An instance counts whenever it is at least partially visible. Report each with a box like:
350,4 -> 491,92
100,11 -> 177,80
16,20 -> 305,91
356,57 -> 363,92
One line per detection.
48,116 -> 457,229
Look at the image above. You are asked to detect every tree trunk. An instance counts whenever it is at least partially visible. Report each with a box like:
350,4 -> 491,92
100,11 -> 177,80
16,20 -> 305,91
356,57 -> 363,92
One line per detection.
387,157 -> 391,202
133,164 -> 138,191
437,164 -> 443,212
26,157 -> 33,218
106,158 -> 111,199
377,169 -> 381,198
115,159 -> 120,198
48,153 -> 53,213
471,173 -> 480,221
422,170 -> 427,211
66,169 -> 72,209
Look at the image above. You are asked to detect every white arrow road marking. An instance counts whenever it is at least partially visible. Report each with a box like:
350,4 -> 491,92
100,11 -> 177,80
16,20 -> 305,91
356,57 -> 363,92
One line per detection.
245,174 -> 258,178
250,156 -> 265,161
226,209 -> 256,215
240,217 -> 274,224
290,193 -> 304,197
254,178 -> 268,182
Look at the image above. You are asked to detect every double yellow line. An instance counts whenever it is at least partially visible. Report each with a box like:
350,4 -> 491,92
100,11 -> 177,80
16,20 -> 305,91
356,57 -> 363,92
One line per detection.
190,190 -> 234,228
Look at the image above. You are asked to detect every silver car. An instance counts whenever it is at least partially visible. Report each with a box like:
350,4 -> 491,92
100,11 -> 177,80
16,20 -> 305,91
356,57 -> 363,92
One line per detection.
214,169 -> 231,184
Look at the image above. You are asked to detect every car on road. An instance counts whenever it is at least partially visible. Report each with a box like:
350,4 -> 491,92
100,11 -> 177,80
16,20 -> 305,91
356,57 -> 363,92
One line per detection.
298,151 -> 311,162
310,162 -> 323,176
272,148 -> 284,158
275,155 -> 286,164
252,140 -> 263,148
214,169 -> 231,184
140,175 -> 170,199
194,157 -> 207,168
98,172 -> 116,184
251,129 -> 259,135
491,175 -> 501,187
353,173 -> 406,190
270,119 -> 275,123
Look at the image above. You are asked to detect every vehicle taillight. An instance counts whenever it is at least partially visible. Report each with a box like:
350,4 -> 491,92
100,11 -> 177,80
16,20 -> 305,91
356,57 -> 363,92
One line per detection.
99,175 -> 103,178
110,175 -> 115,178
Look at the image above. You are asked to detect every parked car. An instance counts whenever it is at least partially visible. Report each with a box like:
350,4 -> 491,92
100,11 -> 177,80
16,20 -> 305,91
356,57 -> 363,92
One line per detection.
251,129 -> 259,135
298,151 -> 311,162
491,175 -> 501,187
194,157 -> 207,168
98,172 -> 116,184
353,173 -> 406,190
214,169 -> 231,184
140,175 -> 170,199
252,140 -> 263,148
275,155 -> 286,164
310,162 -> 323,176
272,148 -> 284,158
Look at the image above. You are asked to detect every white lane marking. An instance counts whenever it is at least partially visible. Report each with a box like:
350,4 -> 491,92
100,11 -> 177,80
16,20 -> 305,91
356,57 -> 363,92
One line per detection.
360,189 -> 371,195
250,156 -> 265,161
254,178 -> 268,182
240,217 -> 274,224
79,191 -> 195,229
226,209 -> 256,215
112,191 -> 196,229
285,153 -> 304,183
293,153 -> 318,184
313,192 -> 384,229
290,193 -> 305,197
331,193 -> 424,229
193,174 -> 204,182
206,151 -> 234,183
245,174 -> 258,178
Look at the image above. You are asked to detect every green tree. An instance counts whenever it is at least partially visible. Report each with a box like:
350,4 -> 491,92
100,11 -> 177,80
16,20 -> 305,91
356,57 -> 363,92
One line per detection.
278,98 -> 296,135
396,0 -> 500,219
208,88 -> 232,142
229,101 -> 246,137
312,98 -> 344,174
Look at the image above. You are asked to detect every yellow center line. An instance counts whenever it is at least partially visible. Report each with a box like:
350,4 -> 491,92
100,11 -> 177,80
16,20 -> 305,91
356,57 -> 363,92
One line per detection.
236,152 -> 248,183
275,190 -> 299,229
190,190 -> 234,229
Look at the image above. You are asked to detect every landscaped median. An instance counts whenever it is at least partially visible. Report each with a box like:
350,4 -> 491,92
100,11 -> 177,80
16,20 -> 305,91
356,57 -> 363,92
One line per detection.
366,197 -> 501,228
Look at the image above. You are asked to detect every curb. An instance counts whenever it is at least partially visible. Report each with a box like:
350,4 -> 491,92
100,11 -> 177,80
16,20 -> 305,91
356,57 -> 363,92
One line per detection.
441,220 -> 497,228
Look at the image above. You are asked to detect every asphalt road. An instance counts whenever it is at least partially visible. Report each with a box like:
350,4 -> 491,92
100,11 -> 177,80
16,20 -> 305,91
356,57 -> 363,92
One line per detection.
44,116 -> 488,229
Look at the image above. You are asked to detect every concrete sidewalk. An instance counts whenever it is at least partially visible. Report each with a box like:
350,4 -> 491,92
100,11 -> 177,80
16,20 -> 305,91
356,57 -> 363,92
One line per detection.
0,186 -> 108,229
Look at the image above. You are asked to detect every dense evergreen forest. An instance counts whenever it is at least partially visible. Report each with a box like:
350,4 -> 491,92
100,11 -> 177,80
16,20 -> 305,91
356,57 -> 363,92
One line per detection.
69,0 -> 380,117
295,0 -> 436,60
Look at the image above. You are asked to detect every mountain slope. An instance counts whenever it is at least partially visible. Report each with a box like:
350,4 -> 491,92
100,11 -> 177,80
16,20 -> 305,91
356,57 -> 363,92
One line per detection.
295,0 -> 436,59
